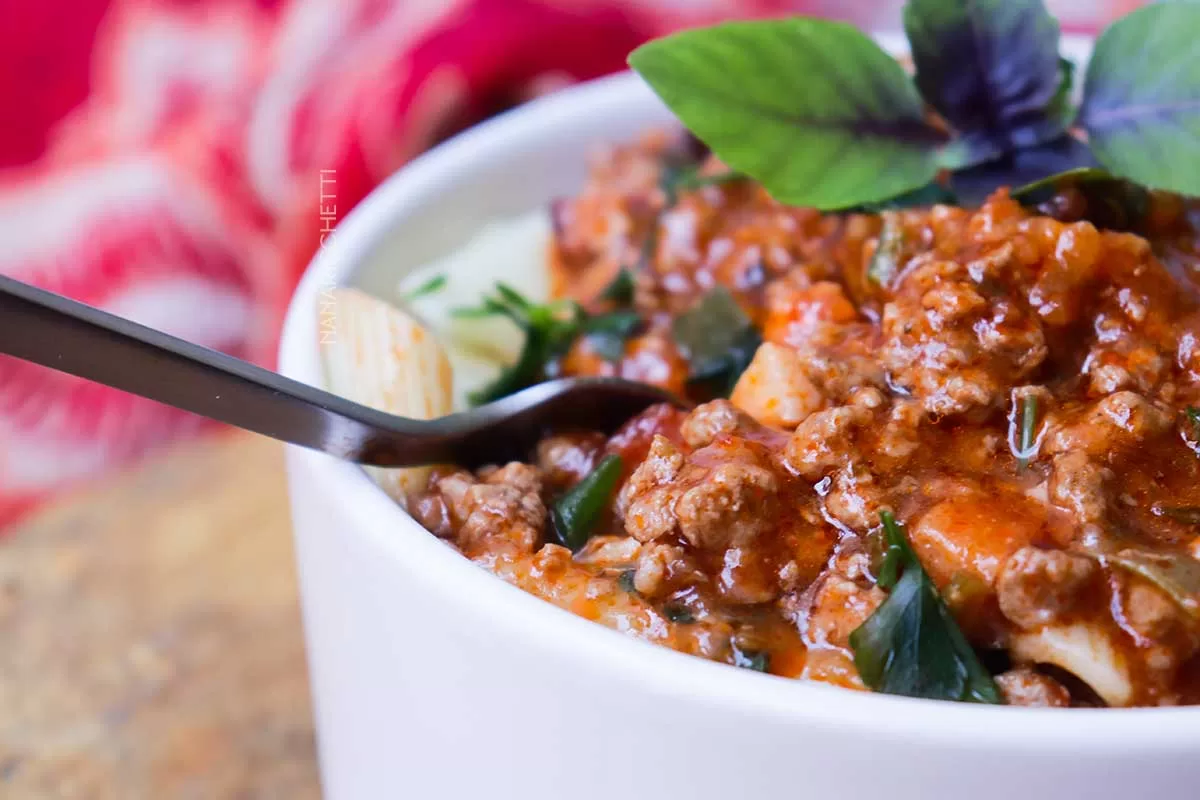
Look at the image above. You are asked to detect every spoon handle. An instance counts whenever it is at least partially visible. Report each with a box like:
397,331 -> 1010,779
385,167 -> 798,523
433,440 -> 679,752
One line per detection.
0,273 -> 425,463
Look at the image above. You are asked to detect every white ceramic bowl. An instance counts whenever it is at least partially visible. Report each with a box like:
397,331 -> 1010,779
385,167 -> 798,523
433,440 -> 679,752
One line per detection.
280,38 -> 1200,800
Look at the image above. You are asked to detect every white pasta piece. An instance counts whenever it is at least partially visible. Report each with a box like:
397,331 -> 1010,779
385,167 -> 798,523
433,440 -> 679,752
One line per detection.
1010,622 -> 1134,707
398,211 -> 552,369
321,288 -> 454,509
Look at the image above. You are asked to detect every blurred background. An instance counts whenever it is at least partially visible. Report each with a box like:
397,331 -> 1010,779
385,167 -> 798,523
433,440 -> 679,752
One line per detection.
0,1 -> 1146,797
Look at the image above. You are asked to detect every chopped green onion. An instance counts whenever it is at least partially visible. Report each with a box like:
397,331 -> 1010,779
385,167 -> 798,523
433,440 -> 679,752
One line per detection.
1017,394 -> 1039,470
401,274 -> 447,301
849,512 -> 1003,704
1187,407 -> 1200,437
552,455 -> 624,551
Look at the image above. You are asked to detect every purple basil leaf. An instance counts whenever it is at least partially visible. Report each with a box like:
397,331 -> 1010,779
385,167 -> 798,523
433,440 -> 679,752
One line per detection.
1079,3 -> 1200,195
950,134 -> 1097,207
904,0 -> 1065,167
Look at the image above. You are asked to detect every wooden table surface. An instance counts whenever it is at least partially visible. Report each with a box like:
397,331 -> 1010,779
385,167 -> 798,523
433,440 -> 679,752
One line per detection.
0,432 -> 321,799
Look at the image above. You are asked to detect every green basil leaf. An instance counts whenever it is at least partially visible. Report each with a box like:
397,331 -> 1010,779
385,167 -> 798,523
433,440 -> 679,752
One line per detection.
904,0 -> 1065,168
672,287 -> 760,396
629,18 -> 948,210
731,643 -> 771,673
1046,57 -> 1077,129
552,454 -> 624,551
663,603 -> 697,624
1080,531 -> 1200,621
1011,167 -> 1150,232
401,274 -> 447,301
1109,549 -> 1200,620
618,568 -> 638,593
849,513 -> 1003,704
467,326 -> 551,406
950,134 -> 1098,207
599,269 -> 636,306
670,169 -> 747,192
583,310 -> 643,362
465,286 -> 587,406
1079,3 -> 1200,195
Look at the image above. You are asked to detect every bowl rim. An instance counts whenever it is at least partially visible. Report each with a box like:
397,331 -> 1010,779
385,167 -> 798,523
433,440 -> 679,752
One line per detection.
279,37 -> 1200,749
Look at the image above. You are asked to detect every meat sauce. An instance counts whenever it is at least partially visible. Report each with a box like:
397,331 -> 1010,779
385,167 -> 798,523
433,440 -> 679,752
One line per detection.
410,130 -> 1200,706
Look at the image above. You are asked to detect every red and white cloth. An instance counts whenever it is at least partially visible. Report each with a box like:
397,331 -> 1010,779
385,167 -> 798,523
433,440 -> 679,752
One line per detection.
0,0 -> 812,527
0,0 -> 1121,528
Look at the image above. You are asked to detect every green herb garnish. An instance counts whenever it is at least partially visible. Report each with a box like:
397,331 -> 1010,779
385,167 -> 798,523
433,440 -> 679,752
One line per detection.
598,269 -> 636,305
1011,167 -> 1150,232
583,310 -> 643,362
630,18 -> 950,210
1081,531 -> 1200,621
663,603 -> 697,624
628,2 -> 1200,212
731,643 -> 770,673
1016,394 -> 1039,470
672,287 -> 760,397
460,285 -> 585,405
671,169 -> 746,193
849,512 -> 1003,704
618,569 -> 638,594
401,274 -> 447,301
552,454 -> 624,551
1187,407 -> 1200,437
458,285 -> 643,404
1158,507 -> 1200,526
1078,3 -> 1200,197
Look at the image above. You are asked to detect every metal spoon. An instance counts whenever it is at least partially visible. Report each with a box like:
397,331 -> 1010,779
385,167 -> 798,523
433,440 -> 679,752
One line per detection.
0,274 -> 683,468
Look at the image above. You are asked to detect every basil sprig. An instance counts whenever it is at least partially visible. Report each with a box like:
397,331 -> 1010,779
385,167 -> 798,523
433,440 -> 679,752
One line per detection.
458,285 -> 642,405
629,1 -> 1200,211
849,512 -> 1003,704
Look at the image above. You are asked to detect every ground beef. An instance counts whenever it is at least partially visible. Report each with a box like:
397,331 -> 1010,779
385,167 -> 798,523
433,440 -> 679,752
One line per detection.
996,547 -> 1098,630
996,668 -> 1072,707
401,135 -> 1200,706
619,433 -> 780,552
